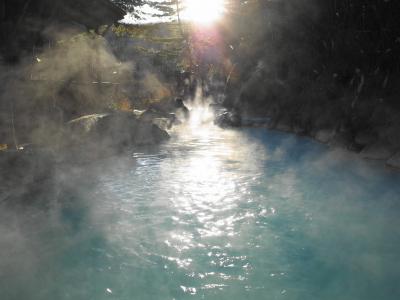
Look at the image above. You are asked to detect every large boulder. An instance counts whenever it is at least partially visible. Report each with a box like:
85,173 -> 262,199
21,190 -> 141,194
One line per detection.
241,116 -> 272,127
330,131 -> 355,150
66,112 -> 169,149
315,129 -> 335,144
275,120 -> 292,132
214,110 -> 242,128
140,98 -> 190,126
66,114 -> 109,143
387,152 -> 400,169
134,121 -> 170,146
139,109 -> 175,129
293,125 -> 307,135
0,145 -> 56,194
140,108 -> 172,122
360,142 -> 396,160
152,117 -> 175,131
355,131 -> 378,147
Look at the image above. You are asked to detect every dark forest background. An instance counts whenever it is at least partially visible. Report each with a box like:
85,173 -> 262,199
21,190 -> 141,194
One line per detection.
224,0 -> 400,150
1,0 -> 400,158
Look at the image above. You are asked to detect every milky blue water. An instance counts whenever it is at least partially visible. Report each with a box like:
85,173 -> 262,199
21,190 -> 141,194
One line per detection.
2,125 -> 400,300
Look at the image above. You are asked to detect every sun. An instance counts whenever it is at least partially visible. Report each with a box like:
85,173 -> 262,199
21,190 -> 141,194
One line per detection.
181,0 -> 225,25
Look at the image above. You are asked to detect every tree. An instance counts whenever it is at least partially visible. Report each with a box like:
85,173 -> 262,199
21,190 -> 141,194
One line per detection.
112,0 -> 176,20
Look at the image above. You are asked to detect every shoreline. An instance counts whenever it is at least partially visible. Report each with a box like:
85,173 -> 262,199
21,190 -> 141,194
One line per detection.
239,116 -> 400,171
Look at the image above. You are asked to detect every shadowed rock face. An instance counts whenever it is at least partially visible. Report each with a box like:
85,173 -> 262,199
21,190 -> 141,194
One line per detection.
139,98 -> 191,127
65,112 -> 169,158
218,0 -> 400,170
315,129 -> 335,144
0,0 -> 124,63
214,109 -> 242,128
360,143 -> 396,161
387,152 -> 400,169
0,111 -> 170,195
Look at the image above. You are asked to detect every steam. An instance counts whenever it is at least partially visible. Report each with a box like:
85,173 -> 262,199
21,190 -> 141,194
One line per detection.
0,23 -> 178,151
185,87 -> 215,128
0,22 -> 175,294
1,3 -> 400,298
1,101 -> 400,299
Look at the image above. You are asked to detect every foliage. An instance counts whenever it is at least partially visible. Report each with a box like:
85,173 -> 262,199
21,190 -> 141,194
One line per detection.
111,0 -> 146,12
108,98 -> 133,112
110,22 -> 187,71
220,0 -> 400,142
111,0 -> 177,19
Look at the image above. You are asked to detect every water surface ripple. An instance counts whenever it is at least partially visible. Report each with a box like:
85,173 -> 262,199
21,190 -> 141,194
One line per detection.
2,125 -> 400,300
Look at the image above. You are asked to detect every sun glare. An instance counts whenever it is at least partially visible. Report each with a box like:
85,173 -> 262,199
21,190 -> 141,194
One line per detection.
181,0 -> 225,24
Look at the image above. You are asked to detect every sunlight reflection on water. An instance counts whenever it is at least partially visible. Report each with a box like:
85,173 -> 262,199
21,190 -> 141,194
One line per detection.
87,116 -> 400,299
89,104 -> 275,297
2,103 -> 400,300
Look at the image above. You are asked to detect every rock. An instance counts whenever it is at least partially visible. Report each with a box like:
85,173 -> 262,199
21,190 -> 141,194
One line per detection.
347,142 -> 364,153
315,129 -> 335,144
330,131 -> 364,152
66,112 -> 169,149
384,125 -> 400,148
175,106 -> 190,122
214,110 -> 242,128
133,109 -> 145,117
140,98 -> 189,125
66,113 -> 109,143
100,112 -> 170,146
148,98 -> 177,113
140,109 -> 177,128
387,152 -> 400,169
0,145 -> 55,187
95,112 -> 142,147
355,131 -> 378,146
241,117 -> 271,127
293,125 -> 307,135
330,131 -> 353,149
174,98 -> 190,121
360,142 -> 396,160
152,117 -> 174,130
134,122 -> 170,146
275,121 -> 291,132
140,108 -> 171,122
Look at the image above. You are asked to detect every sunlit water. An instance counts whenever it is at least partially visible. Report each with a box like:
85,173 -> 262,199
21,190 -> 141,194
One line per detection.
2,122 -> 400,300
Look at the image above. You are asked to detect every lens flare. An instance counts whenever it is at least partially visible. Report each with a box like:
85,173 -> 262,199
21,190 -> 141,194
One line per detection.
181,0 -> 225,24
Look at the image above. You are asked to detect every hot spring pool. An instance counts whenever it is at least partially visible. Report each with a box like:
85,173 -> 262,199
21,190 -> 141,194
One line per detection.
1,125 -> 400,300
